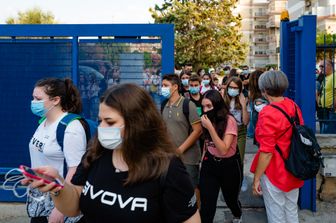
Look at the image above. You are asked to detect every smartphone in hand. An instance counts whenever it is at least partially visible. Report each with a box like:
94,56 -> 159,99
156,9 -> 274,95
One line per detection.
19,165 -> 64,188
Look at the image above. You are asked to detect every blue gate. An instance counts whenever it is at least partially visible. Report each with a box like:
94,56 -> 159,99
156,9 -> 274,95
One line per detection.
280,15 -> 317,211
0,24 -> 174,201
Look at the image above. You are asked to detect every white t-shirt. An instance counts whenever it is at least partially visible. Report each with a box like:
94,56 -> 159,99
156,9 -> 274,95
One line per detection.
29,113 -> 87,177
230,99 -> 243,126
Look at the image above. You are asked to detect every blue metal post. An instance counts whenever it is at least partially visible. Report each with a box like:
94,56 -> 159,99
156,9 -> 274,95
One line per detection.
297,15 -> 317,211
294,28 -> 301,104
160,24 -> 175,75
280,15 -> 317,212
280,20 -> 289,73
72,36 -> 78,85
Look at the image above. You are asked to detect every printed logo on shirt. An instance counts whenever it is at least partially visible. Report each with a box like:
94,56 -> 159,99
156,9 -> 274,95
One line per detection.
188,194 -> 197,207
31,137 -> 45,152
83,181 -> 148,211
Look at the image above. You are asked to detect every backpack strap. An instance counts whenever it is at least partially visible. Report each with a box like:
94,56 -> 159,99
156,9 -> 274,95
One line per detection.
182,98 -> 192,134
270,104 -> 295,125
160,99 -> 169,114
57,113 -> 93,178
270,105 -> 292,160
57,113 -> 82,150
271,104 -> 299,161
182,98 -> 190,122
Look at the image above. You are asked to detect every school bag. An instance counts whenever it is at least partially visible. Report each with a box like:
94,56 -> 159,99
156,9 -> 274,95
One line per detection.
56,113 -> 98,151
271,104 -> 324,180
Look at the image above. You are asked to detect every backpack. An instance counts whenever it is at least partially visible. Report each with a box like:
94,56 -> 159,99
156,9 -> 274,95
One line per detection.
56,113 -> 98,150
271,104 -> 324,180
161,98 -> 191,132
54,113 -> 97,177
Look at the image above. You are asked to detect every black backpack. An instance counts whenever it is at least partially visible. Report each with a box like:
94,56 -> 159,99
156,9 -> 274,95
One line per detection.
271,104 -> 324,180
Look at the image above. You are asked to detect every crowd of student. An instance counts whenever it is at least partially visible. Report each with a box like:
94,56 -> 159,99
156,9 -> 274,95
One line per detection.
24,65 -> 305,223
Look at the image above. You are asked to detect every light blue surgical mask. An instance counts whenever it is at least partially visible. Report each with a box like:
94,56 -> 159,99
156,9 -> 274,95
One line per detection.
228,88 -> 240,97
189,86 -> 200,94
98,126 -> 124,150
31,100 -> 46,117
31,100 -> 55,117
161,87 -> 171,98
202,80 -> 210,86
181,79 -> 189,87
242,70 -> 249,75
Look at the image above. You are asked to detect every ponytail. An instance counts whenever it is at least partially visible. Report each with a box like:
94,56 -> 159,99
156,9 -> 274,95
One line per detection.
35,77 -> 82,114
63,78 -> 82,114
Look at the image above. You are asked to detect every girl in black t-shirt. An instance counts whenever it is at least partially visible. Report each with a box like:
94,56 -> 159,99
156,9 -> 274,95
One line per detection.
24,84 -> 200,223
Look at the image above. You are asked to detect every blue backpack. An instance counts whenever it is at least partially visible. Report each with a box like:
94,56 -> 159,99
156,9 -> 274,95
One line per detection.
38,114 -> 97,177
56,113 -> 98,151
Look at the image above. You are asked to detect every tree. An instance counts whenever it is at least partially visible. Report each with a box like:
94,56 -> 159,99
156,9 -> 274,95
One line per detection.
150,0 -> 247,70
6,7 -> 57,24
316,31 -> 335,61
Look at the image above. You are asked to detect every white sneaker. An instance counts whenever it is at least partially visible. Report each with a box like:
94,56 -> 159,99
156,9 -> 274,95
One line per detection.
232,217 -> 242,223
241,177 -> 248,192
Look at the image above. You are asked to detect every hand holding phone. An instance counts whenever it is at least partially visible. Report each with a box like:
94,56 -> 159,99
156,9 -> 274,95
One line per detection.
19,165 -> 64,188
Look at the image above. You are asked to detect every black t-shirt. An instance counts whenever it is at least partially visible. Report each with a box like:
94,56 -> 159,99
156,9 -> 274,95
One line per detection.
190,94 -> 203,116
71,151 -> 197,223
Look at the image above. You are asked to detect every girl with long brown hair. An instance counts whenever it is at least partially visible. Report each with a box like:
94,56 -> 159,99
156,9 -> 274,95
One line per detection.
223,77 -> 249,159
24,84 -> 200,223
223,77 -> 249,192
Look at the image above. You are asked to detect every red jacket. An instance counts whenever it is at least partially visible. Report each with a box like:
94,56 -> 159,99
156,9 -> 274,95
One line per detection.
250,98 -> 304,192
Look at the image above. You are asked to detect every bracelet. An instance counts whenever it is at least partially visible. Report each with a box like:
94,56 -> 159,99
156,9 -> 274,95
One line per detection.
50,190 -> 60,197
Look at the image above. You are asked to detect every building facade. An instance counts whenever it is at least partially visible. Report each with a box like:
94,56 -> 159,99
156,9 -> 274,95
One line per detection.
237,0 -> 287,68
288,0 -> 336,33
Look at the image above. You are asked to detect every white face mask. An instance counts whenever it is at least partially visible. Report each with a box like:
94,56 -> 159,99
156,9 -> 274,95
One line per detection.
228,88 -> 239,97
98,126 -> 124,150
254,104 -> 267,113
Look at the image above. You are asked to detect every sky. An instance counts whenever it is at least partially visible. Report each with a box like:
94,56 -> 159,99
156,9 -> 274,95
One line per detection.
0,0 -> 165,24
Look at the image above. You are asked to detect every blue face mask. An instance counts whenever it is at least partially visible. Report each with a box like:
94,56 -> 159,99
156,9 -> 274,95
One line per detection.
242,70 -> 249,75
161,87 -> 171,98
181,79 -> 189,87
228,88 -> 240,97
202,80 -> 210,86
98,126 -> 123,150
31,100 -> 46,117
189,86 -> 200,94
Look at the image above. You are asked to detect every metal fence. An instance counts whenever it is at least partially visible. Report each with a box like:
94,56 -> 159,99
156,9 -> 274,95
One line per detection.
316,34 -> 336,134
0,24 -> 174,202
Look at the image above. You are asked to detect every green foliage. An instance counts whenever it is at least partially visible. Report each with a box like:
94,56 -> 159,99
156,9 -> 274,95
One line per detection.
316,31 -> 335,45
6,7 -> 57,24
144,52 -> 153,68
265,64 -> 278,70
316,31 -> 336,61
150,0 -> 247,70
